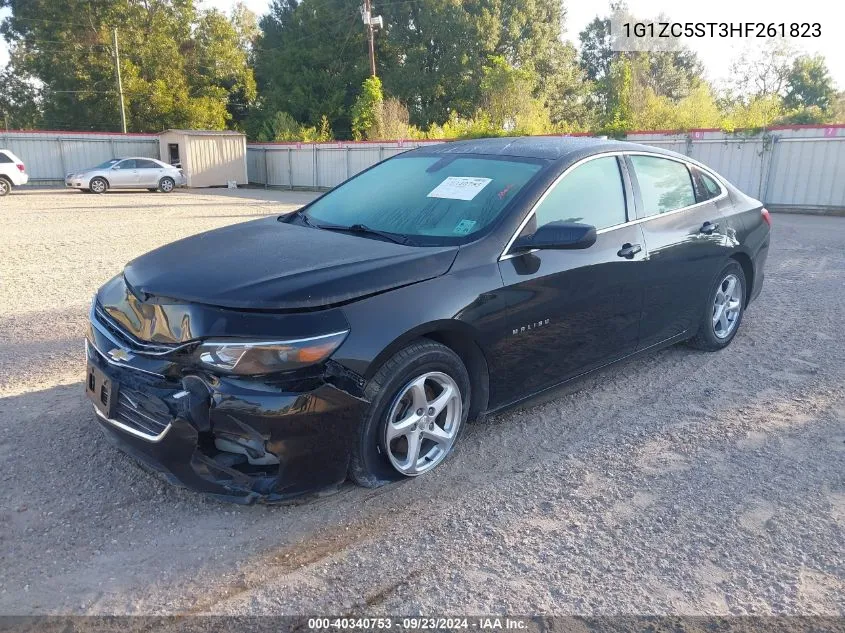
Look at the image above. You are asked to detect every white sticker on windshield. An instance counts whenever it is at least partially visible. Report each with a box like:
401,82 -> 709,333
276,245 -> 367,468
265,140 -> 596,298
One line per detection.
427,177 -> 492,201
453,219 -> 477,235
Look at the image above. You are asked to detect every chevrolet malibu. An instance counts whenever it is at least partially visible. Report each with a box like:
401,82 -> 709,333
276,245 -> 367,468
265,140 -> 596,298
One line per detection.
86,137 -> 771,502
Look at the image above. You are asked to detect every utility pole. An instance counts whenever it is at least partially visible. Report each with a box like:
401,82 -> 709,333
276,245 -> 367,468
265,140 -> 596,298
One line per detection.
112,28 -> 127,133
362,0 -> 382,77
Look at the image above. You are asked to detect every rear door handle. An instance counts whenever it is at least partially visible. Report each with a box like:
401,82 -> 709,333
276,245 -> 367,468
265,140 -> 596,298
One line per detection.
617,243 -> 642,259
700,221 -> 719,234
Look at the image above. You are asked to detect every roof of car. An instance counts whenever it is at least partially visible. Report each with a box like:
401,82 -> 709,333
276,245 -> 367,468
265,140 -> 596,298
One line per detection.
411,136 -> 677,162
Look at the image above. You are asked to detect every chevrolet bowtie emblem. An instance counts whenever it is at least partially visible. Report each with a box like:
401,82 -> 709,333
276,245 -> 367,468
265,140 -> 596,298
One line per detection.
108,347 -> 134,362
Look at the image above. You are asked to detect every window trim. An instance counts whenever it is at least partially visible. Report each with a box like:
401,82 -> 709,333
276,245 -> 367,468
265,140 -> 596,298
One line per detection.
499,150 -> 728,261
693,166 -> 723,201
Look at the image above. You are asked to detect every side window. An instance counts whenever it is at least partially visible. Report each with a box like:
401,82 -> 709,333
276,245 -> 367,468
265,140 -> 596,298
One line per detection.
629,155 -> 696,216
0,153 -> 13,164
135,159 -> 158,169
114,159 -> 135,169
698,169 -> 722,200
531,157 -> 627,232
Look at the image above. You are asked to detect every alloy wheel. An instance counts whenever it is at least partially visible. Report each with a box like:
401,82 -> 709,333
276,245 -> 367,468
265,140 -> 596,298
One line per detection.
0,180 -> 8,196
713,273 -> 742,339
91,179 -> 106,193
384,371 -> 462,476
160,178 -> 174,192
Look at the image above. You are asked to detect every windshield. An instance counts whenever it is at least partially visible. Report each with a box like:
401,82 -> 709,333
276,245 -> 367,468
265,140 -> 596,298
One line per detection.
301,154 -> 545,244
94,159 -> 121,169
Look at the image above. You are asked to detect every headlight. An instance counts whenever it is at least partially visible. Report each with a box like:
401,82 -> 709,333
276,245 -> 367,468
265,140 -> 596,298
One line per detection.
195,331 -> 348,375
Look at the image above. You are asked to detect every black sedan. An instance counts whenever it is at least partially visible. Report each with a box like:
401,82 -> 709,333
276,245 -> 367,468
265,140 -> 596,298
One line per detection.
85,137 -> 770,502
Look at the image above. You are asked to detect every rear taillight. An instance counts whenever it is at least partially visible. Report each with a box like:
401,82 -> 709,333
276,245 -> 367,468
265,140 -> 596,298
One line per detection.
16,163 -> 25,173
761,207 -> 771,227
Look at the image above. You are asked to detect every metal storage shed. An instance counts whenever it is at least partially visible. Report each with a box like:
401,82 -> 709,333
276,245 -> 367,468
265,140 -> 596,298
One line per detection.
158,129 -> 247,188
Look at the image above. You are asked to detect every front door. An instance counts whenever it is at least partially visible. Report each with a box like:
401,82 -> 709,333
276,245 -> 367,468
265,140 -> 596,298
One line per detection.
109,159 -> 139,188
492,155 -> 646,405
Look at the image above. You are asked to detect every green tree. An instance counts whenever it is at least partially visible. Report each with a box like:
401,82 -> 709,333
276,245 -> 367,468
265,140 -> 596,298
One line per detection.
578,16 -> 613,82
252,0 -> 368,139
377,0 -> 583,129
350,76 -> 383,140
0,58 -> 41,129
727,39 -> 796,102
580,4 -> 705,130
784,54 -> 836,111
478,55 -> 550,134
0,0 -> 256,132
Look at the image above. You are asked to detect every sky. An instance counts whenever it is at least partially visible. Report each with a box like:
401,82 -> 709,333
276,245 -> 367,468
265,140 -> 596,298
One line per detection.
1,0 -> 843,91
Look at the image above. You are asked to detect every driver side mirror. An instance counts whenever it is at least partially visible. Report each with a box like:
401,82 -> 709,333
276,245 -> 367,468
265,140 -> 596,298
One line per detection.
512,221 -> 597,253
112,165 -> 121,170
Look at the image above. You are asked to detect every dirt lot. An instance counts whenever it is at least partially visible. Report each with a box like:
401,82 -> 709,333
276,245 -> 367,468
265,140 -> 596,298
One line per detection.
0,188 -> 843,616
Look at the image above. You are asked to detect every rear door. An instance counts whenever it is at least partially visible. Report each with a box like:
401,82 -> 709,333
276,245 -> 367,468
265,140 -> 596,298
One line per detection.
494,155 -> 646,403
135,159 -> 163,187
625,154 -> 729,349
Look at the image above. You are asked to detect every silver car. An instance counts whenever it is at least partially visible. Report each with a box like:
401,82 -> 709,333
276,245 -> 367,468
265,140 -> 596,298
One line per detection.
65,157 -> 185,194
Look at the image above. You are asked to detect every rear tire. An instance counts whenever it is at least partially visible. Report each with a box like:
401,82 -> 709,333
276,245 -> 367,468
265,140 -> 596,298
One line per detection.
688,261 -> 746,351
349,340 -> 470,488
0,177 -> 11,196
147,188 -> 157,192
89,177 -> 108,194
158,177 -> 175,193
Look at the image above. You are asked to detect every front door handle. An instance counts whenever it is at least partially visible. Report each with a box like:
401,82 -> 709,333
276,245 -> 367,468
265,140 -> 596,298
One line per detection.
617,243 -> 642,259
700,221 -> 720,235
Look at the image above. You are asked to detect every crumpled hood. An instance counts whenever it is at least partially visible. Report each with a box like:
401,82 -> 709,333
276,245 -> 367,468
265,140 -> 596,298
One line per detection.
123,216 -> 459,310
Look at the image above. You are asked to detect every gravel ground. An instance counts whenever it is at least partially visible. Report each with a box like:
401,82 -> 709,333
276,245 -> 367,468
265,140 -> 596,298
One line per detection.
0,188 -> 843,616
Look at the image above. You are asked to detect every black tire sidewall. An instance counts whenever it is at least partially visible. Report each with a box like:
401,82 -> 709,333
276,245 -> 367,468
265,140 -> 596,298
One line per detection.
698,261 -> 746,349
0,177 -> 10,196
350,342 -> 470,487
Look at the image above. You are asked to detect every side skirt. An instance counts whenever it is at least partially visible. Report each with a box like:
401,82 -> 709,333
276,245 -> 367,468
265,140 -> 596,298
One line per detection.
486,330 -> 692,416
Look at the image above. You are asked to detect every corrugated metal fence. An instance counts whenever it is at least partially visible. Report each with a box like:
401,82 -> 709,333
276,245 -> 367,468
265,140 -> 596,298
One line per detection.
247,126 -> 845,211
626,126 -> 845,211
1,130 -> 160,184
3,126 -> 844,210
245,140 -> 443,189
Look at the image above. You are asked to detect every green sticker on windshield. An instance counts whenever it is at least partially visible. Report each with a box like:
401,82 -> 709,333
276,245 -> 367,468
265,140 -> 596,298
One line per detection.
453,219 -> 477,235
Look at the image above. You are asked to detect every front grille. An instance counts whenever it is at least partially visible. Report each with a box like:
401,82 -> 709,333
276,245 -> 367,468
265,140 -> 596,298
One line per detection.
113,388 -> 172,438
93,303 -> 178,356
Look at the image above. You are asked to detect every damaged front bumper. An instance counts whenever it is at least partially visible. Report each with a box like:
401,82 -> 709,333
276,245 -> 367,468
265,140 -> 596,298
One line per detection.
85,331 -> 369,504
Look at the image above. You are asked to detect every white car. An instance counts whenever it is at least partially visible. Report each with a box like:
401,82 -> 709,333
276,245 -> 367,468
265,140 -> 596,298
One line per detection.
65,157 -> 185,194
0,149 -> 29,196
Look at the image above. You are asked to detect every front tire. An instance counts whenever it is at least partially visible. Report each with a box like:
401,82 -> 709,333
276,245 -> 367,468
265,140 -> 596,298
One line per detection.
0,177 -> 11,196
158,177 -> 175,193
89,177 -> 108,194
349,340 -> 470,488
688,261 -> 746,351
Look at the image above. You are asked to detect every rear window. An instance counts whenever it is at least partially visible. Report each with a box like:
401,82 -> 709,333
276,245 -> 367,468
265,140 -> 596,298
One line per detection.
302,154 -> 544,244
699,170 -> 722,200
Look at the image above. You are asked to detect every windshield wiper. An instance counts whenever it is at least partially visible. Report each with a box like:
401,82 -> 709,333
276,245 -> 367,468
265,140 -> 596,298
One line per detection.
279,208 -> 317,228
316,223 -> 414,245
